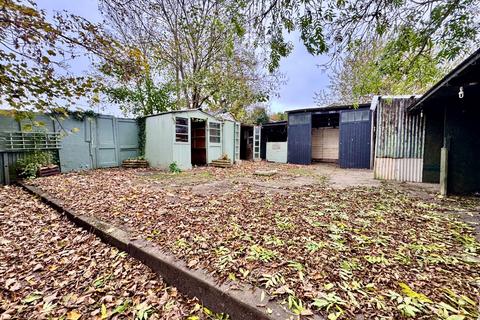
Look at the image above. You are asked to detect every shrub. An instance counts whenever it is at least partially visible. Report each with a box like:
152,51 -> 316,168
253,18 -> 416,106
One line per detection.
169,162 -> 181,173
16,151 -> 53,179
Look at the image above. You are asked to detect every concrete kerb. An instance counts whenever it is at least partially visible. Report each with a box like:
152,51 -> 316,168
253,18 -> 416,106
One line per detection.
19,182 -> 304,320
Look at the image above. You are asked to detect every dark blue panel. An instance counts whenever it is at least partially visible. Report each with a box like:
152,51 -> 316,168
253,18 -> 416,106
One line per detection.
287,113 -> 312,164
339,110 -> 371,168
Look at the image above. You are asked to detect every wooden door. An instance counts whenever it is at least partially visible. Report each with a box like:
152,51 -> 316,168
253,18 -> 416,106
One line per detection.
312,127 -> 339,161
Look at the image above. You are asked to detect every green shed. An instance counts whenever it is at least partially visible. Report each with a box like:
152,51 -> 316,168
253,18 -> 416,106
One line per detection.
145,109 -> 240,170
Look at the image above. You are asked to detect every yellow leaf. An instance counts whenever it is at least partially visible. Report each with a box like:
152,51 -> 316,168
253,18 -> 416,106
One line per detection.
101,304 -> 108,319
399,283 -> 432,303
66,310 -> 82,320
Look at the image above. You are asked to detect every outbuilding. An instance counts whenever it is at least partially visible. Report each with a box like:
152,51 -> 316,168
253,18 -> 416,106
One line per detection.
261,121 -> 288,163
408,48 -> 480,195
144,109 -> 240,170
286,104 -> 373,168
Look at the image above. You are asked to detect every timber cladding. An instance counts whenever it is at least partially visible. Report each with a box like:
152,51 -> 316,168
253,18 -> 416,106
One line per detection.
311,127 -> 339,161
287,112 -> 312,165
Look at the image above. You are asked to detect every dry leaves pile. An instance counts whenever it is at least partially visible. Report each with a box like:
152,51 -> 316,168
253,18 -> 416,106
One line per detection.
0,186 -> 221,320
31,164 -> 480,319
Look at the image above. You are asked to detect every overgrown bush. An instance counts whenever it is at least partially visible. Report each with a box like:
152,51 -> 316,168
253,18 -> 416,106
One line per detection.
16,151 -> 53,179
169,162 -> 181,174
137,117 -> 146,157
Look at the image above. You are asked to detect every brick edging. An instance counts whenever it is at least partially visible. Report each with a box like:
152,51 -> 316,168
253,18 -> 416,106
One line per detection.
19,182 -> 302,320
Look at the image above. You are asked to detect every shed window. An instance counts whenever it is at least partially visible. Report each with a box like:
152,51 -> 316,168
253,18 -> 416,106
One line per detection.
209,122 -> 221,143
175,117 -> 189,142
361,110 -> 370,121
289,113 -> 310,125
341,110 -> 369,123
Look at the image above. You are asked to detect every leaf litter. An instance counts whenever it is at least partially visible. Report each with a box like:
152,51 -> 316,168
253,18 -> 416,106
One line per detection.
30,163 -> 480,319
0,186 -> 226,320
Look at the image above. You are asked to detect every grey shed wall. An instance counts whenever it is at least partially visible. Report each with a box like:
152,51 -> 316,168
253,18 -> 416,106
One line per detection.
374,97 -> 425,182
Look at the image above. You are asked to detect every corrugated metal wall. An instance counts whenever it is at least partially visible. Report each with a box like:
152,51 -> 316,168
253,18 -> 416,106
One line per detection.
0,152 -> 24,185
339,109 -> 372,168
287,112 -> 312,164
374,158 -> 424,181
374,97 -> 425,182
0,151 -> 58,184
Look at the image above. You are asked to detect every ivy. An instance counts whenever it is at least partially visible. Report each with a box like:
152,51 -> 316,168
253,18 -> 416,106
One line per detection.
137,117 -> 146,157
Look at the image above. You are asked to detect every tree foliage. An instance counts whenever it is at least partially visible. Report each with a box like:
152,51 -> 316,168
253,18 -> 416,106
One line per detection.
0,0 -> 121,115
270,111 -> 287,122
2,0 -> 479,117
315,38 -> 448,105
100,52 -> 175,116
249,0 -> 480,80
99,0 -> 277,117
241,105 -> 270,125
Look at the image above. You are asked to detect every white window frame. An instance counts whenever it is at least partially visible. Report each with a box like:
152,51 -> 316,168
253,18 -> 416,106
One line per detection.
175,117 -> 189,144
234,122 -> 240,162
253,126 -> 261,160
208,121 -> 222,145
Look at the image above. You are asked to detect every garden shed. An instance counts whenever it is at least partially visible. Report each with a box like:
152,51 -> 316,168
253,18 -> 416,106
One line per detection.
408,48 -> 480,195
144,109 -> 240,170
286,104 -> 372,168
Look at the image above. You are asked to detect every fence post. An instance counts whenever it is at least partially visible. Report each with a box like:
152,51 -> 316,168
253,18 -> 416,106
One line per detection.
439,147 -> 448,196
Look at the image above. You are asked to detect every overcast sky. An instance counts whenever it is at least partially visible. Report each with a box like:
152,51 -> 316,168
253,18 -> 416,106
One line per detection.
37,0 -> 331,115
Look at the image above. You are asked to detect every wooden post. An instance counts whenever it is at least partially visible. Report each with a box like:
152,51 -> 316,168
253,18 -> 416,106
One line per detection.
440,147 -> 448,196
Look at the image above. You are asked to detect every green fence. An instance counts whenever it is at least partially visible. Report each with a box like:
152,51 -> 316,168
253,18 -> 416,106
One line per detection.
0,113 -> 139,185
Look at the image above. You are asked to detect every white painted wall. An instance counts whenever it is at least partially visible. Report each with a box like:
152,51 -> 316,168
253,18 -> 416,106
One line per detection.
221,120 -> 236,162
267,142 -> 288,163
145,114 -> 173,168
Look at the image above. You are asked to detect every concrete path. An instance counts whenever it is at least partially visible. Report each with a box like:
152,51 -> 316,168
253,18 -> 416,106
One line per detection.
311,162 -> 381,188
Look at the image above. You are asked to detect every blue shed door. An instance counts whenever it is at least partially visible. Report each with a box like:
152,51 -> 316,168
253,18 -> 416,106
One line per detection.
95,116 -> 118,168
287,113 -> 312,164
339,109 -> 371,169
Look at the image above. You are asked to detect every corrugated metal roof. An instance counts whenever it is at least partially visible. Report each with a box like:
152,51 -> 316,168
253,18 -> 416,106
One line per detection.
370,95 -> 420,111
